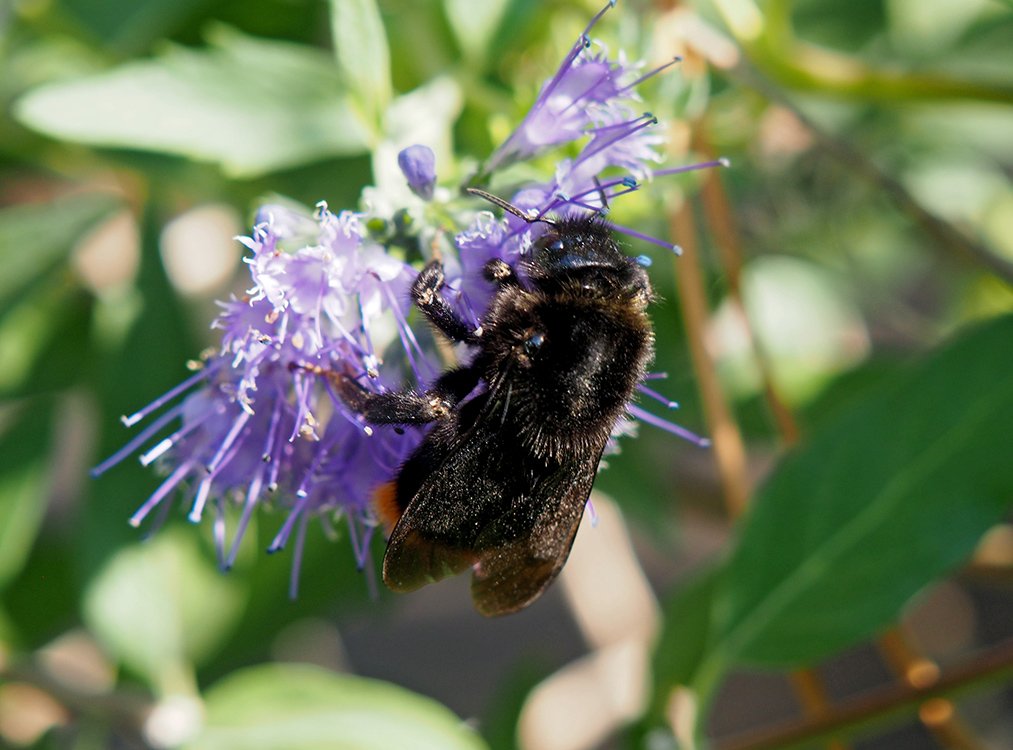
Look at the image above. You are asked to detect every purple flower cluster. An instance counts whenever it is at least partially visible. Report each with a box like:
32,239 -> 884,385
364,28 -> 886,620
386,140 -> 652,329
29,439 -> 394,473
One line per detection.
97,0 -> 718,592
94,204 -> 428,593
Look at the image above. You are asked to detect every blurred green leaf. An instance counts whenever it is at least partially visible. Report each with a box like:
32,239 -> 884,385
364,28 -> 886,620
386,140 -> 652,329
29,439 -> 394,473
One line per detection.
0,194 -> 112,394
186,663 -> 488,750
632,564 -> 723,747
0,283 -> 71,395
443,0 -> 509,65
714,256 -> 868,404
0,401 -> 52,590
484,0 -> 546,71
61,0 -> 208,56
15,27 -> 370,178
652,566 -> 722,703
329,0 -> 391,128
83,529 -> 245,694
0,280 -> 98,397
0,194 -> 120,317
702,314 -> 1013,679
793,0 -> 889,52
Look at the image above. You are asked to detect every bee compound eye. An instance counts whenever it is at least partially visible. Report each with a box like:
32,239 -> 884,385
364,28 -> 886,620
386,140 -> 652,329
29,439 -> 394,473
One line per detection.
548,238 -> 565,252
523,332 -> 545,356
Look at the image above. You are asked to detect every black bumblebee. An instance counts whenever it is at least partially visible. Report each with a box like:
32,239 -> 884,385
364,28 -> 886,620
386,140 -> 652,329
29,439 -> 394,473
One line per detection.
330,190 -> 654,616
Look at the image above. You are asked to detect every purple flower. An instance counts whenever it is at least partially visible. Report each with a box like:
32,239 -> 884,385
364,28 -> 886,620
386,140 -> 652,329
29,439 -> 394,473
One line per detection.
482,2 -> 679,177
397,145 -> 437,201
95,204 -> 432,594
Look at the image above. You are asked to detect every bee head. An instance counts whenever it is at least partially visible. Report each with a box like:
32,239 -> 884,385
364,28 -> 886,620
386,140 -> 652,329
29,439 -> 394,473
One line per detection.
526,216 -> 651,300
463,189 -> 652,300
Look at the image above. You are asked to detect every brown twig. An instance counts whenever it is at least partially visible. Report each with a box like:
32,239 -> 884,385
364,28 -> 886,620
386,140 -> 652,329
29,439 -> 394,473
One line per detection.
693,130 -> 800,446
714,639 -> 1013,750
877,627 -> 988,750
690,124 -> 844,749
669,200 -> 750,518
729,63 -> 1013,287
787,670 -> 849,750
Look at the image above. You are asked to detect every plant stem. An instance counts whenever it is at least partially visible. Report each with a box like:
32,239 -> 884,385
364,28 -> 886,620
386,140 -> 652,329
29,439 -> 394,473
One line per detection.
731,64 -> 1013,287
713,639 -> 1013,750
669,199 -> 750,518
713,0 -> 1013,106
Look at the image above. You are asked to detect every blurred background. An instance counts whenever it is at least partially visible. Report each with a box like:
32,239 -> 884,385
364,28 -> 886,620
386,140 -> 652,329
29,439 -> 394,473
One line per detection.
1,0 -> 1012,748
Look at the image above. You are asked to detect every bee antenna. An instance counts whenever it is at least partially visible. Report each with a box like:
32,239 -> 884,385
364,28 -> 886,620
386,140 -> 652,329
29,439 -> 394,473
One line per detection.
592,176 -> 609,213
466,188 -> 556,226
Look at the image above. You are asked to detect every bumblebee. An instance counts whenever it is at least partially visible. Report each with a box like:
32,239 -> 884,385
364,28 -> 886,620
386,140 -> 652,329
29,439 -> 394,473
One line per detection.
331,191 -> 654,616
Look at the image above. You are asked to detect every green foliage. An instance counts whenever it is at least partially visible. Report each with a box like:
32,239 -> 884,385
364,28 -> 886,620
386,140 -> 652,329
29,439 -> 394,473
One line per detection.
84,529 -> 246,694
442,0 -> 510,65
59,0 -> 210,55
15,28 -> 371,177
187,664 -> 487,750
716,315 -> 1013,664
0,194 -> 120,318
1,0 -> 1011,748
329,0 -> 392,127
0,402 -> 53,591
691,314 -> 1013,710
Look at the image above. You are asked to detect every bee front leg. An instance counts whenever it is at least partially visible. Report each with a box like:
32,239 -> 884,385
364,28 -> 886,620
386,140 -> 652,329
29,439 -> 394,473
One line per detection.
305,362 -> 482,426
483,259 -> 520,288
412,261 -> 480,345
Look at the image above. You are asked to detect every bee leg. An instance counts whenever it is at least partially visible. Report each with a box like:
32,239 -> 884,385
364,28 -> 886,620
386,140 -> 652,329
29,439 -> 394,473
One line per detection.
349,389 -> 454,425
315,363 -> 482,426
483,259 -> 520,288
412,260 -> 480,345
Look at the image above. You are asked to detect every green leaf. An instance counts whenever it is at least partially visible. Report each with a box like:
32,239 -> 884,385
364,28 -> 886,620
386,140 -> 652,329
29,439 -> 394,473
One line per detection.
329,0 -> 392,126
60,0 -> 209,56
0,283 -> 74,395
485,0 -> 543,68
443,0 -> 510,65
83,529 -> 245,694
0,194 -> 120,316
722,256 -> 868,403
186,663 -> 488,750
628,565 -> 722,748
0,192 -> 114,394
15,27 -> 371,178
651,566 -> 722,706
0,401 -> 53,591
706,314 -> 1013,674
481,662 -> 553,750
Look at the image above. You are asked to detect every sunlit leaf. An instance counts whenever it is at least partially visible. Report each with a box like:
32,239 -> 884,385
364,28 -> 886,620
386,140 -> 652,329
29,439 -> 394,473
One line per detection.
0,401 -> 52,591
705,314 -> 1013,675
443,0 -> 509,64
15,27 -> 370,178
711,256 -> 868,403
0,194 -> 120,317
186,663 -> 487,750
83,529 -> 245,693
329,0 -> 391,126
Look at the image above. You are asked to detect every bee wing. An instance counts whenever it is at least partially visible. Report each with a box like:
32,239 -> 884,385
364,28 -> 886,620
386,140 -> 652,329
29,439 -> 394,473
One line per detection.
382,422 -> 601,616
381,429 -> 504,593
469,452 -> 599,617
